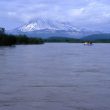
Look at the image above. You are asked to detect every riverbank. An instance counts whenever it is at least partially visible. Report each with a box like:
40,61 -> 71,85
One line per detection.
1,34 -> 110,46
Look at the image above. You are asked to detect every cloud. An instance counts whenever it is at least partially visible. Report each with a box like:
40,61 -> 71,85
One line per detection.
0,0 -> 110,32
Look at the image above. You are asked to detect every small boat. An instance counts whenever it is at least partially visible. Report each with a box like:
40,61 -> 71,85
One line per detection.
84,42 -> 93,46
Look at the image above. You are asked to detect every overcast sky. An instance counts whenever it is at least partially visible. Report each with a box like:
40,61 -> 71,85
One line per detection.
0,0 -> 110,32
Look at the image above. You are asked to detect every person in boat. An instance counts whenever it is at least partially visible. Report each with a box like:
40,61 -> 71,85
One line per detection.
84,41 -> 93,45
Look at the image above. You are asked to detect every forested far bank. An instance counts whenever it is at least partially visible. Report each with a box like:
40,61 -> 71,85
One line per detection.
0,34 -> 44,46
1,33 -> 110,46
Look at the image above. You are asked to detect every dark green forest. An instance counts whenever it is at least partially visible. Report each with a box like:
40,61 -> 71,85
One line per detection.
0,34 -> 44,46
1,33 -> 110,46
44,37 -> 82,43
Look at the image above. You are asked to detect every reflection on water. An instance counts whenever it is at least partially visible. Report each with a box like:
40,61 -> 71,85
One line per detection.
0,43 -> 110,110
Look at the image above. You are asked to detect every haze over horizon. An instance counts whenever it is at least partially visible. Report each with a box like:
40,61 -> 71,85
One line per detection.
0,0 -> 110,32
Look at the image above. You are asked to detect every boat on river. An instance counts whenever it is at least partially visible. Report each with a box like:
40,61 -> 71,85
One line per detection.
84,42 -> 93,46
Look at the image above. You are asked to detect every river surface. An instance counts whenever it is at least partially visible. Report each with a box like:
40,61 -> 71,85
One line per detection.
0,43 -> 110,110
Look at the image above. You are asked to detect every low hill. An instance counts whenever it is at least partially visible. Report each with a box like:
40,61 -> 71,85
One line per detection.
82,33 -> 110,41
44,37 -> 82,43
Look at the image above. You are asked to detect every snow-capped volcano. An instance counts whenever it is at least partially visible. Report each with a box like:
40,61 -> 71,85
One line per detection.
11,18 -> 101,38
19,18 -> 80,32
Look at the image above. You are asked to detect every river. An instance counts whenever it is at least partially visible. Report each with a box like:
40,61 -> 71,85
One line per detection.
0,43 -> 110,110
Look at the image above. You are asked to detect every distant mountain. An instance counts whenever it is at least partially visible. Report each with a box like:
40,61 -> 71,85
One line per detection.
9,17 -> 101,38
82,33 -> 110,41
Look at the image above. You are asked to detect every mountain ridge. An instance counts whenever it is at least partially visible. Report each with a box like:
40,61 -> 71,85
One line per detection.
8,18 -> 101,38
82,33 -> 110,41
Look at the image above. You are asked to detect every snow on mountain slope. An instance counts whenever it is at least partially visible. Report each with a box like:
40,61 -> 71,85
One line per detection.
18,18 -> 80,32
11,18 -> 101,38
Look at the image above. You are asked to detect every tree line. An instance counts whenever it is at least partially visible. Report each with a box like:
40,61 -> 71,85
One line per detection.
44,37 -> 82,43
0,34 -> 44,46
1,33 -> 110,46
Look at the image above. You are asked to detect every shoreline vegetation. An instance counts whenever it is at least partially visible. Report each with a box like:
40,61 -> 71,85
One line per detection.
0,34 -> 44,46
0,33 -> 110,46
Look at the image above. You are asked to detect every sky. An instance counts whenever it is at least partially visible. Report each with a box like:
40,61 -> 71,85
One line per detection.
0,0 -> 110,32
